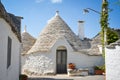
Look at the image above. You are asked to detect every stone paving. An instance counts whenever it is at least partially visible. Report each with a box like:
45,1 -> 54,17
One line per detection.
28,75 -> 105,80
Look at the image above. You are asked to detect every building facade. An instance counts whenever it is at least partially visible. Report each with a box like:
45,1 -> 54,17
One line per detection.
0,1 -> 22,80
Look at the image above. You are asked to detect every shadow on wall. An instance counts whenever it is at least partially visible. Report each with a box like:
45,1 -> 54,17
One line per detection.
28,78 -> 73,80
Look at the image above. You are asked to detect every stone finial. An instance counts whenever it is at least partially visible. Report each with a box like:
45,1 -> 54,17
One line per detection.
24,25 -> 27,32
78,21 -> 84,23
55,10 -> 59,16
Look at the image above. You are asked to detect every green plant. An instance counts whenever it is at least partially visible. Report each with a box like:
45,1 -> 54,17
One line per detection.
94,66 -> 101,70
94,64 -> 105,72
94,65 -> 105,75
19,74 -> 28,80
99,64 -> 105,72
107,28 -> 119,45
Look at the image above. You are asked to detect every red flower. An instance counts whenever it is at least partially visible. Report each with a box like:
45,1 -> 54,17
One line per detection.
68,63 -> 75,69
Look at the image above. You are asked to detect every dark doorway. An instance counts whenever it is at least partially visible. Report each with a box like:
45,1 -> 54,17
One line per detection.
56,50 -> 67,74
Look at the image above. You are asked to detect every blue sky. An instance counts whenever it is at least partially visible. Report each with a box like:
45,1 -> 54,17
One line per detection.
1,0 -> 120,38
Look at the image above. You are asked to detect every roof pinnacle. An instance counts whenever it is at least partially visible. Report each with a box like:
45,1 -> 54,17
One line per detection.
24,25 -> 27,32
55,10 -> 59,16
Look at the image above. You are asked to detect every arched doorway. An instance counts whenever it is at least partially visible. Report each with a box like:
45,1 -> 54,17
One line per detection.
56,46 -> 67,74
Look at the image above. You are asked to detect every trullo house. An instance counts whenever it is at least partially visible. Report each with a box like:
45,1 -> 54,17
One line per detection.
22,11 -> 104,75
0,1 -> 22,80
21,26 -> 36,55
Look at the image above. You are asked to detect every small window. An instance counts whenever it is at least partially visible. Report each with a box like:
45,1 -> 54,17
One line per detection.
7,36 -> 12,69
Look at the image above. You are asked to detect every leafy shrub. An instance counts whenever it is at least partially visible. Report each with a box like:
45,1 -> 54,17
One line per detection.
94,64 -> 105,72
94,66 -> 101,70
107,28 -> 119,45
99,64 -> 105,72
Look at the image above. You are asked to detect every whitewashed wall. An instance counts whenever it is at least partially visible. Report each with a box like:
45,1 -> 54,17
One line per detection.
106,45 -> 120,80
0,18 -> 20,80
22,37 -> 104,75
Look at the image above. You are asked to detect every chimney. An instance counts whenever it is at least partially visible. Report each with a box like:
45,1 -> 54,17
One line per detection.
78,21 -> 84,40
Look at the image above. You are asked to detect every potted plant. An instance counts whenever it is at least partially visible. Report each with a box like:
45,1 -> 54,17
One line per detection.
94,65 -> 105,75
67,63 -> 76,76
68,63 -> 75,69
19,74 -> 28,80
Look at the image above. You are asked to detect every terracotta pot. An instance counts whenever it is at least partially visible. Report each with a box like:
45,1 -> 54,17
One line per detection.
95,70 -> 104,75
68,63 -> 75,69
19,74 -> 28,80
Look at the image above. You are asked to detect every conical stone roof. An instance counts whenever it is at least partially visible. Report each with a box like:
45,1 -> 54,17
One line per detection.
88,34 -> 101,55
27,12 -> 88,54
21,27 -> 36,55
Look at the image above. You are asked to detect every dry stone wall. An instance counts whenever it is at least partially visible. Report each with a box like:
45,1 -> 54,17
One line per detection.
23,55 -> 54,75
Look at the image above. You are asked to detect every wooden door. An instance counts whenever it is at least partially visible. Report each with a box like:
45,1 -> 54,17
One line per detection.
56,50 -> 67,74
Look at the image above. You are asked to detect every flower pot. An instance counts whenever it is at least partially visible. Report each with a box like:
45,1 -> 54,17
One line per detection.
68,63 -> 75,69
95,70 -> 104,75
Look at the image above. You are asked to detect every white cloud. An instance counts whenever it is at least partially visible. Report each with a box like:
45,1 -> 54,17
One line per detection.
51,0 -> 62,3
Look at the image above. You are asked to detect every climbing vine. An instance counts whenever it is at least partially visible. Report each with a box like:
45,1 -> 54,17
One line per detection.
100,0 -> 108,58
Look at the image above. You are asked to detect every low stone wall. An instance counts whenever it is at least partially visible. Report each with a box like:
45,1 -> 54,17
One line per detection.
106,40 -> 120,80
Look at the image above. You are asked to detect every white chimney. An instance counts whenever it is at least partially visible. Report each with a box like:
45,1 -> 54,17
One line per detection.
78,21 -> 84,40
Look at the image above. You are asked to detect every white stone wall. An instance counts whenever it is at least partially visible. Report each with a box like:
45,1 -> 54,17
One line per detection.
68,52 -> 104,74
106,45 -> 120,80
0,18 -> 20,80
22,37 -> 104,75
23,54 -> 54,75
